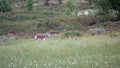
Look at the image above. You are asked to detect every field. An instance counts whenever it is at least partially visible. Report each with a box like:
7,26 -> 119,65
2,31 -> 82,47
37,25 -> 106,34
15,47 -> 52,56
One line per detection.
0,35 -> 120,68
0,0 -> 120,68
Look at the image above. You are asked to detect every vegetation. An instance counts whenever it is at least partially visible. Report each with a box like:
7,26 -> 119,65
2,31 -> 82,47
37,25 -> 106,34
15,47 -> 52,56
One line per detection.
0,0 -> 12,12
26,0 -> 33,11
61,31 -> 83,38
0,35 -> 120,68
0,0 -> 120,68
93,0 -> 120,17
65,0 -> 75,15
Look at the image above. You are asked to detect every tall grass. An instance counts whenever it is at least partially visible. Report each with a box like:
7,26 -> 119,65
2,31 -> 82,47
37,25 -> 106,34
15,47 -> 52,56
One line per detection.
0,35 -> 120,68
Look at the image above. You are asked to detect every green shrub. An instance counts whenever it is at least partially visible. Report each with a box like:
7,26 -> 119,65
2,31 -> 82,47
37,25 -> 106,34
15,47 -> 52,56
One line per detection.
26,0 -> 33,11
65,0 -> 75,15
93,0 -> 120,18
0,14 -> 42,21
0,0 -> 12,12
95,13 -> 117,22
61,31 -> 83,38
101,21 -> 112,26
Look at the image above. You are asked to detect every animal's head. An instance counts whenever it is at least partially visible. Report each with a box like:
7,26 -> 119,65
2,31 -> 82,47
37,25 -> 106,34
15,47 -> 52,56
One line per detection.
46,32 -> 51,37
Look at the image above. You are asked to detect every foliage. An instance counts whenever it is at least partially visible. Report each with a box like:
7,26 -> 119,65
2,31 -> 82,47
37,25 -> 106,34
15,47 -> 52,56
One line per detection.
0,0 -> 12,12
92,0 -> 111,14
109,0 -> 120,17
26,0 -> 33,11
61,31 -> 83,38
0,14 -> 38,21
65,0 -> 75,15
93,0 -> 120,17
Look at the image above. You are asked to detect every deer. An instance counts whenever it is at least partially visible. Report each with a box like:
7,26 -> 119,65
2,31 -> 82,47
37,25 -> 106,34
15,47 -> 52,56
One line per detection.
34,32 -> 51,42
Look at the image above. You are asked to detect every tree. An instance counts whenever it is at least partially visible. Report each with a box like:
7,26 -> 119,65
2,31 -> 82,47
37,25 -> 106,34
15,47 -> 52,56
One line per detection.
93,0 -> 120,17
0,0 -> 12,12
26,0 -> 33,11
109,0 -> 120,16
93,0 -> 111,13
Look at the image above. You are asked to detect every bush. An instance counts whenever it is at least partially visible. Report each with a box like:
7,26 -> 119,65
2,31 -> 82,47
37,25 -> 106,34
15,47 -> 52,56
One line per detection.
61,31 -> 83,38
93,0 -> 120,18
26,0 -> 33,11
0,0 -> 12,12
65,0 -> 75,15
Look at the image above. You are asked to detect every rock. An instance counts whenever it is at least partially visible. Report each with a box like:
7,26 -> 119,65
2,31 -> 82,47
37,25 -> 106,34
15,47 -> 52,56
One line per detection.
0,35 -> 18,41
89,28 -> 106,35
0,36 -> 9,41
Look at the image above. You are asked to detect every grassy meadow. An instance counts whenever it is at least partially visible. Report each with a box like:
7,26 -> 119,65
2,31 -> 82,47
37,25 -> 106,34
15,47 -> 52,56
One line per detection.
0,35 -> 120,68
0,1 -> 120,68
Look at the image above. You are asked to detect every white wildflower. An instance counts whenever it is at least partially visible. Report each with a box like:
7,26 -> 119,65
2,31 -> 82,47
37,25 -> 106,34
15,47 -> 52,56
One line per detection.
55,65 -> 57,68
24,66 -> 27,68
9,63 -> 13,67
66,66 -> 69,68
95,62 -> 99,66
104,61 -> 108,64
35,63 -> 38,68
30,63 -> 33,65
72,62 -> 75,65
20,59 -> 22,64
59,66 -> 62,68
44,64 -> 46,67
34,60 -> 37,63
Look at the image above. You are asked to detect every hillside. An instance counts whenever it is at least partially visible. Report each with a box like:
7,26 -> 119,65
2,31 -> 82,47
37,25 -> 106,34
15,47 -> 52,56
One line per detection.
0,0 -> 120,36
